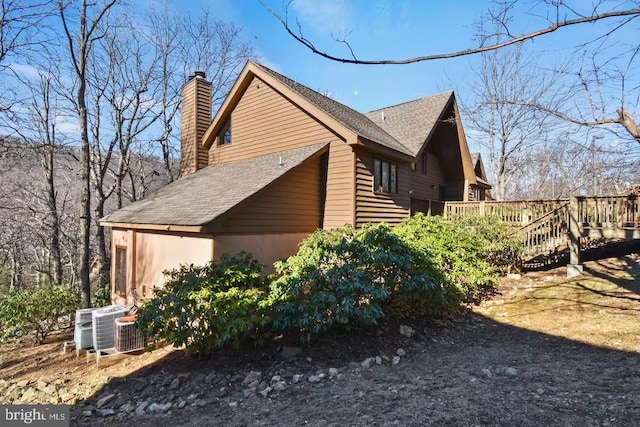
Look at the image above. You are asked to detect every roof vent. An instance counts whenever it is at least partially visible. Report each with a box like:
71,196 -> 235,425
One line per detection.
278,155 -> 284,168
381,111 -> 385,122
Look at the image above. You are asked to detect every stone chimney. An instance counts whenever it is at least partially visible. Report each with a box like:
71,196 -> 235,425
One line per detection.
180,71 -> 212,177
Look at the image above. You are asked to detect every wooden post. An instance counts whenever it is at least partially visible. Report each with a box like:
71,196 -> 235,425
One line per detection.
567,196 -> 583,277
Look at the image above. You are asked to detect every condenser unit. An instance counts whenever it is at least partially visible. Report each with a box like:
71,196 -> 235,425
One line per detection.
92,305 -> 127,352
75,308 -> 98,324
74,321 -> 93,349
114,315 -> 146,353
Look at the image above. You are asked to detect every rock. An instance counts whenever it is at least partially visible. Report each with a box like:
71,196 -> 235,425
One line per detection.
247,380 -> 259,389
272,381 -> 286,392
482,368 -> 493,378
243,371 -> 262,386
36,380 -> 48,392
242,389 -> 252,398
195,399 -> 207,407
148,402 -> 172,413
317,373 -> 326,380
270,375 -> 281,385
293,375 -> 303,384
120,403 -> 134,413
216,387 -> 229,398
96,393 -> 116,409
348,362 -> 361,370
281,346 -> 302,359
186,393 -> 199,403
204,372 -> 216,383
177,401 -> 186,409
396,348 -> 406,357
504,367 -> 519,376
536,388 -> 545,394
328,368 -> 338,378
228,401 -> 238,408
169,378 -> 180,390
83,410 -> 93,417
20,387 -> 37,402
308,375 -> 321,383
44,384 -> 57,395
399,324 -> 415,338
375,356 -> 382,365
16,380 -> 29,388
258,386 -> 272,398
391,356 -> 400,366
135,401 -> 148,416
361,357 -> 376,369
98,409 -> 115,417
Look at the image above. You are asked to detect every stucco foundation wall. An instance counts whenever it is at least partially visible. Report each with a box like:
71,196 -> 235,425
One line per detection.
214,233 -> 311,273
134,231 -> 214,295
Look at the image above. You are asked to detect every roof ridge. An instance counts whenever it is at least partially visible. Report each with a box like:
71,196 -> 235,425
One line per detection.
366,90 -> 453,114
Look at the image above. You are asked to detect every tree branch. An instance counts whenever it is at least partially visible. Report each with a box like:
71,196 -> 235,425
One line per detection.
261,1 -> 640,65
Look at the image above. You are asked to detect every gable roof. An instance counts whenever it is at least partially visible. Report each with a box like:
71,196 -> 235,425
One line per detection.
100,143 -> 328,228
203,62 -> 413,159
252,63 -> 413,156
364,91 -> 453,156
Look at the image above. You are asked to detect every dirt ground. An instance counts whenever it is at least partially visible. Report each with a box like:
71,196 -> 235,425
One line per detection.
2,248 -> 639,426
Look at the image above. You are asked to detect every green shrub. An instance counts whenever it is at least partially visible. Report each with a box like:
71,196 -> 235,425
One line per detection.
91,285 -> 111,308
270,224 -> 442,341
394,214 -> 497,306
135,252 -> 271,356
0,285 -> 81,344
455,214 -> 523,273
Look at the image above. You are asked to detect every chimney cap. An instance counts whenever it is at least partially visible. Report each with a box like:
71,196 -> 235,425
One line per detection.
188,71 -> 207,82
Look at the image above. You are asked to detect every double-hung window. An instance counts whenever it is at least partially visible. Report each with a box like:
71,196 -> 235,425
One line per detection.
374,158 -> 398,194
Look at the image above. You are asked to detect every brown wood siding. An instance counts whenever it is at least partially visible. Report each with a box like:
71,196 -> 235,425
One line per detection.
445,181 -> 466,201
181,78 -> 211,176
208,76 -> 340,165
354,148 -> 410,227
323,141 -> 354,228
215,157 -> 322,234
410,149 -> 446,201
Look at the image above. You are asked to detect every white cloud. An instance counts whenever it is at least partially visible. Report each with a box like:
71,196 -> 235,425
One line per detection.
291,0 -> 350,35
8,63 -> 41,80
353,89 -> 359,95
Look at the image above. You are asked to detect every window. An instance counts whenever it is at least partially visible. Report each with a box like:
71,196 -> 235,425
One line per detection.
220,119 -> 231,145
115,246 -> 127,296
373,157 -> 398,194
421,151 -> 428,175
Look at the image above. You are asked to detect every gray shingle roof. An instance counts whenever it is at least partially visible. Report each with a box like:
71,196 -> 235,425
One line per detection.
253,62 -> 413,157
364,91 -> 453,156
100,143 -> 328,226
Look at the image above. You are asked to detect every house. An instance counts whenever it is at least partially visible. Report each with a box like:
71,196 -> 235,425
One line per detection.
100,61 -> 489,306
470,153 -> 493,201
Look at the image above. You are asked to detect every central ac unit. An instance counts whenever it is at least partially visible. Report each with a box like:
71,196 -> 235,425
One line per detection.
74,321 -> 93,349
75,307 -> 98,324
114,315 -> 146,353
92,305 -> 127,351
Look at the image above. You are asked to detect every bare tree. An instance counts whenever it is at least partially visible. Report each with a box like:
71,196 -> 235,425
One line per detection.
262,0 -> 640,65
462,43 -> 559,200
264,0 -> 640,143
58,0 -> 116,307
146,4 -> 255,182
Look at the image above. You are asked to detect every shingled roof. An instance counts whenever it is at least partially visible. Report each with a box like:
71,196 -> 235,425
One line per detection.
253,62 -> 413,157
100,143 -> 328,226
364,91 -> 453,156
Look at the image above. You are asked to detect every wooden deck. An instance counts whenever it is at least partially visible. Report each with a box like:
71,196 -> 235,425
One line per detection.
444,196 -> 640,275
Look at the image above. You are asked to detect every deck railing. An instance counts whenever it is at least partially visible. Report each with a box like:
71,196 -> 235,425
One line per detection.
444,199 -> 569,225
577,196 -> 640,228
443,196 -> 639,259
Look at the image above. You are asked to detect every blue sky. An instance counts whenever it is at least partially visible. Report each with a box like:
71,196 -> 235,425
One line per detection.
157,0 -> 634,116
